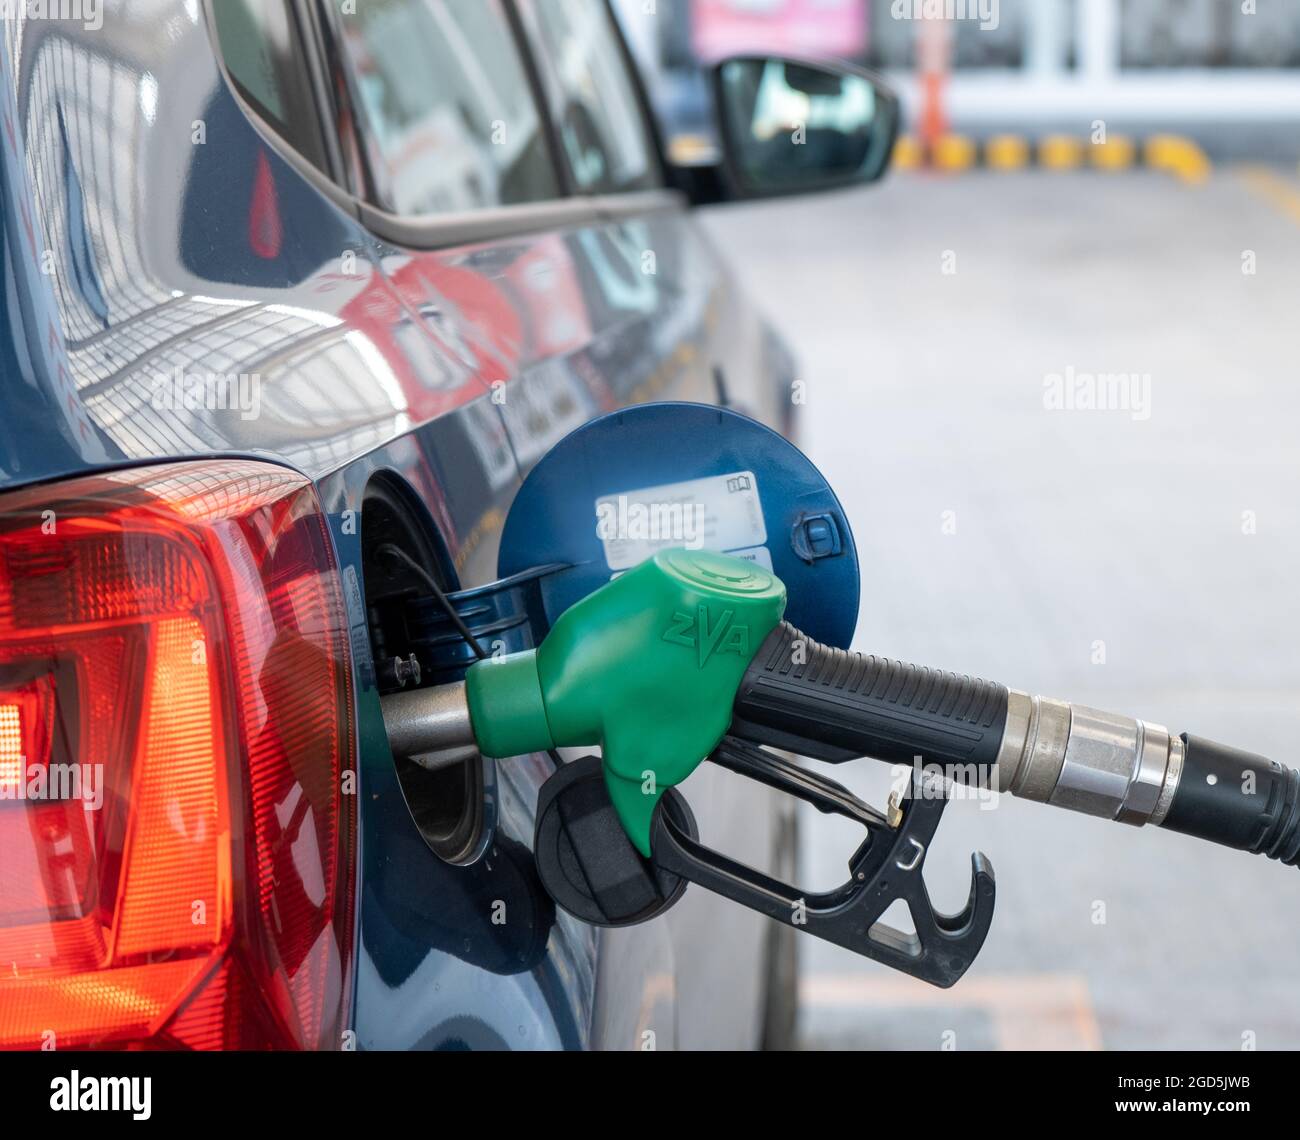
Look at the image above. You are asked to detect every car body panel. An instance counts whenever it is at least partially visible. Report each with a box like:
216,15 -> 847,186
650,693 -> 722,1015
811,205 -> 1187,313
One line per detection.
0,3 -> 794,1049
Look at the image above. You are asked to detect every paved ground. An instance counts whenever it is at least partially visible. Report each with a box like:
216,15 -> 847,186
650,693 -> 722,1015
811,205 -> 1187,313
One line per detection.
702,165 -> 1300,1050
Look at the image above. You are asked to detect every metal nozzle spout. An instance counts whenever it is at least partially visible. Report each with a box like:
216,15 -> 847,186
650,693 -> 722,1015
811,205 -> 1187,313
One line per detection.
381,681 -> 478,773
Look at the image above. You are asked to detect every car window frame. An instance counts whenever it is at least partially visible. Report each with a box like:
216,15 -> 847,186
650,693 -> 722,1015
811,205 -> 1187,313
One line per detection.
204,0 -> 343,186
512,0 -> 667,198
206,0 -> 687,251
317,0 -> 566,218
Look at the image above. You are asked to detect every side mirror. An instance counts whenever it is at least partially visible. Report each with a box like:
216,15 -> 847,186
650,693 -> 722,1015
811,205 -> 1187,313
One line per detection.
683,55 -> 898,203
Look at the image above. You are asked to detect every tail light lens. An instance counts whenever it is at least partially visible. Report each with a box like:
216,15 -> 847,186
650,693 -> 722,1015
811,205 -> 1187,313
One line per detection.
0,461 -> 356,1050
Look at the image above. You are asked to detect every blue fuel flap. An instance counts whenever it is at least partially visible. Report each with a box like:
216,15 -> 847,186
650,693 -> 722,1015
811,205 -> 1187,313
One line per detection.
499,402 -> 860,648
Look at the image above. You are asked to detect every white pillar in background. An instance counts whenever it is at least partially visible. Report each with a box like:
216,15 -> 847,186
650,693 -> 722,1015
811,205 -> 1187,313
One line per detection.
1078,0 -> 1121,80
1026,0 -> 1070,78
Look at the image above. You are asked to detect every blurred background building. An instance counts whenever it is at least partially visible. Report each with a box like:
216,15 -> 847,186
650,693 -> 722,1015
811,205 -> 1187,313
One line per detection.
617,0 -> 1300,159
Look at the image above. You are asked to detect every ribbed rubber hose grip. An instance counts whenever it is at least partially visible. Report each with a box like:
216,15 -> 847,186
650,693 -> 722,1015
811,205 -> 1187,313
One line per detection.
1162,735 -> 1300,868
729,622 -> 1009,775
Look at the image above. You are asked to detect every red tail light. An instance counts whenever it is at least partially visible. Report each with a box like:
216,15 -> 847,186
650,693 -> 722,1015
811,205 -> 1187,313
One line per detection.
0,462 -> 356,1049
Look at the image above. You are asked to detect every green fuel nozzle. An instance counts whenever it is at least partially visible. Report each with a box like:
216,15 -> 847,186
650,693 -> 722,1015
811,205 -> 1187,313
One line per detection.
379,540 -> 1300,989
383,542 -> 1300,873
464,549 -> 786,855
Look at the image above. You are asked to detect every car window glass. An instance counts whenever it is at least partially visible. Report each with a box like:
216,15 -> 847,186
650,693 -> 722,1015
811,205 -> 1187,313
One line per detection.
527,0 -> 658,194
213,0 -> 329,171
330,0 -> 559,216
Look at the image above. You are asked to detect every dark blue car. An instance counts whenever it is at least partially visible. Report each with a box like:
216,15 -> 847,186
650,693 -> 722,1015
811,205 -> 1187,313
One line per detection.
0,1 -> 895,1050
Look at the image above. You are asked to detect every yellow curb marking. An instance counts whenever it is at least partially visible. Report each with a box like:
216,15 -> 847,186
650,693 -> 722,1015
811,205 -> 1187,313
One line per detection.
985,134 -> 1030,170
1091,135 -> 1136,171
892,133 -> 923,171
1145,134 -> 1211,184
1039,134 -> 1085,170
892,132 -> 1210,186
932,133 -> 977,172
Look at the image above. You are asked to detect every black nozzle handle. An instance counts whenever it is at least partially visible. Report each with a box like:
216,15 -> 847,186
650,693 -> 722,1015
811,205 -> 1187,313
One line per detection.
1161,735 -> 1300,868
729,622 -> 1008,776
730,625 -> 1300,873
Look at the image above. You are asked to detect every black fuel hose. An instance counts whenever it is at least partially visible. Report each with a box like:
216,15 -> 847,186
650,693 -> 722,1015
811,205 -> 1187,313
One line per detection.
731,622 -> 1300,870
1161,735 -> 1300,865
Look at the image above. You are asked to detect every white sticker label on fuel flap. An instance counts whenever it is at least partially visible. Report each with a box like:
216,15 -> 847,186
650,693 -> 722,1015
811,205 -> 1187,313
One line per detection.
724,544 -> 773,571
595,471 -> 768,572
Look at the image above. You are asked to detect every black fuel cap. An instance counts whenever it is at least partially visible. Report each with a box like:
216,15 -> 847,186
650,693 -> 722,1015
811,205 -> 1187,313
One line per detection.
533,755 -> 697,927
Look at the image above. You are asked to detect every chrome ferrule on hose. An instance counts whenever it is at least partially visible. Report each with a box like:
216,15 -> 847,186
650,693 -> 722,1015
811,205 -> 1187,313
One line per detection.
995,690 -> 1184,828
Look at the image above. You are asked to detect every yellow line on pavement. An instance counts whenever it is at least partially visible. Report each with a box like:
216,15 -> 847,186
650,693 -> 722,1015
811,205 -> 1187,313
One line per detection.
1238,165 -> 1300,226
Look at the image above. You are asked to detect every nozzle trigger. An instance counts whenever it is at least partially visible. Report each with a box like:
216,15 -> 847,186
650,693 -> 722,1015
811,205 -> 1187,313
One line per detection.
648,737 -> 996,988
